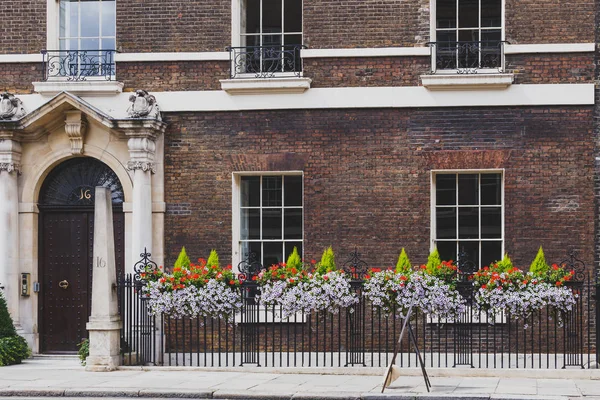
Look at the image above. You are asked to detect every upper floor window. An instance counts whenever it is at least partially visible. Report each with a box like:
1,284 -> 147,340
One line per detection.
237,174 -> 303,268
433,0 -> 503,73
432,171 -> 503,269
230,0 -> 303,78
44,0 -> 116,80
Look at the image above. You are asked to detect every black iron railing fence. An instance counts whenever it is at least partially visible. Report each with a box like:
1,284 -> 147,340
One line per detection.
428,41 -> 507,74
41,49 -> 116,81
117,272 -> 598,369
226,45 -> 306,79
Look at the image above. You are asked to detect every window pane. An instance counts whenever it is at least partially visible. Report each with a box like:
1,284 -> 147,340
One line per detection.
481,207 -> 501,238
263,0 -> 283,33
241,176 -> 260,207
262,209 -> 282,239
241,241 -> 262,266
284,209 -> 302,239
436,174 -> 456,205
81,38 -> 99,51
80,1 -> 100,37
284,175 -> 302,206
284,35 -> 302,71
481,30 -> 502,68
264,241 -> 284,267
436,0 -> 456,28
481,0 -> 501,27
458,174 -> 478,205
262,176 -> 282,206
436,207 -> 456,239
458,29 -> 479,42
284,0 -> 302,33
481,241 -> 502,269
458,0 -> 478,28
101,38 -> 115,50
481,174 -> 501,205
60,2 -> 68,38
285,242 -> 302,262
69,2 -> 79,38
243,0 -> 260,34
459,207 -> 479,239
458,241 -> 479,268
436,241 -> 456,263
101,1 -> 116,37
241,209 -> 260,240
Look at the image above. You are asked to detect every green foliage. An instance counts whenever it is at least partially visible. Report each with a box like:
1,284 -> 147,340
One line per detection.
495,253 -> 514,272
173,247 -> 191,270
286,247 -> 303,271
0,291 -> 30,366
316,247 -> 336,275
206,249 -> 220,269
0,292 -> 16,338
77,339 -> 89,366
395,248 -> 412,274
426,247 -> 442,270
530,246 -> 550,277
0,336 -> 30,366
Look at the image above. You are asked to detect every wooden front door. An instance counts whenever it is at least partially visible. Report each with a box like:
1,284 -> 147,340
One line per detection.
39,209 -> 124,353
38,157 -> 126,353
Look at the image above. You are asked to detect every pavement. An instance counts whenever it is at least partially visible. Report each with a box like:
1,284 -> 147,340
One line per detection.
0,357 -> 598,400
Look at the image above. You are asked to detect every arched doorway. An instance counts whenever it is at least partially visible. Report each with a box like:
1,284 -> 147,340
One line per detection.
38,158 -> 125,353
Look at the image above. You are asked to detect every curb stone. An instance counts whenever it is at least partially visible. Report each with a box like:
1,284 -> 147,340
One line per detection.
138,389 -> 214,398
63,389 -> 141,398
0,390 -> 66,397
212,390 -> 293,400
291,392 -> 362,400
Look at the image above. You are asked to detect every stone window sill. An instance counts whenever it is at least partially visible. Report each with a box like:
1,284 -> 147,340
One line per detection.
420,73 -> 514,90
220,77 -> 312,95
33,80 -> 124,96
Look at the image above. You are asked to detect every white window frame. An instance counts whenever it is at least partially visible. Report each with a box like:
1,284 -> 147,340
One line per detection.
430,169 -> 505,268
429,0 -> 506,74
232,171 -> 304,271
46,0 -> 116,81
231,0 -> 303,78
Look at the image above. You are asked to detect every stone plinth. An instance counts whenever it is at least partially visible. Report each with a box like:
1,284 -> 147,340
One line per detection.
86,187 -> 122,372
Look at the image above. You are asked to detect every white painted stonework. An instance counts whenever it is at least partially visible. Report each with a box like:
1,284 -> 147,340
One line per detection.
86,187 -> 122,371
0,91 -> 166,353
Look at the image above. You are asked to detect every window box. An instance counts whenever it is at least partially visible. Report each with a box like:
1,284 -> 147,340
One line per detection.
220,76 -> 311,95
420,73 -> 513,90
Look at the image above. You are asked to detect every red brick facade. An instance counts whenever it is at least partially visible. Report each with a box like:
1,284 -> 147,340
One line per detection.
0,0 -> 46,54
163,107 -> 595,270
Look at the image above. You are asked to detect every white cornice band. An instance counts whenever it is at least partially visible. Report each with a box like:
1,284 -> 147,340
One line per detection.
504,43 -> 595,54
14,84 -> 587,118
301,47 -> 431,58
0,43 -> 594,63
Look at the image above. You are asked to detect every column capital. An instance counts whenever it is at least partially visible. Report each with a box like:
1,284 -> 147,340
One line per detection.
0,139 -> 21,175
127,137 -> 156,174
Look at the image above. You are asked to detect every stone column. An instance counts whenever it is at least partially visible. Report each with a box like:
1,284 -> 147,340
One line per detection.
0,139 -> 21,324
127,137 -> 155,261
86,187 -> 122,371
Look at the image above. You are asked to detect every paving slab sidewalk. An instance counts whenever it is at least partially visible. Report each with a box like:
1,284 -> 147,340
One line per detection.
0,358 -> 598,400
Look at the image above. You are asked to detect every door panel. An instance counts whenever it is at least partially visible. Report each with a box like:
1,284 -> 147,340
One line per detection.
40,210 -> 124,353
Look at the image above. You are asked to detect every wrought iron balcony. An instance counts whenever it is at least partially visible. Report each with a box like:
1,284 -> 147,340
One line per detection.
41,50 -> 116,81
428,41 -> 506,74
226,45 -> 306,79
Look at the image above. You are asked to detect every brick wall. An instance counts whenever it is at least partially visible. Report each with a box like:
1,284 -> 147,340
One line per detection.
0,63 -> 42,94
304,0 -> 430,48
507,53 -> 595,84
163,107 -> 595,272
0,0 -> 46,54
116,0 -> 230,53
118,61 -> 229,92
505,0 -> 594,44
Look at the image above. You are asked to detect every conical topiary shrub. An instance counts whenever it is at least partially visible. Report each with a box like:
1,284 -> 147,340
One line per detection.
496,253 -> 514,272
206,249 -> 220,269
286,247 -> 302,271
316,247 -> 336,275
0,290 -> 31,366
425,247 -> 442,273
395,248 -> 412,274
530,246 -> 550,277
174,247 -> 191,270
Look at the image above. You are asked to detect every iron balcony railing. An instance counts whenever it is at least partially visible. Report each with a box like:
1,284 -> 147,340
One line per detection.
226,45 -> 307,79
41,49 -> 116,81
428,41 -> 507,74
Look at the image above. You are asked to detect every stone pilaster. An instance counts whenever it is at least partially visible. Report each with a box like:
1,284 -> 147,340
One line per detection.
127,137 -> 155,259
0,139 -> 21,324
86,187 -> 122,371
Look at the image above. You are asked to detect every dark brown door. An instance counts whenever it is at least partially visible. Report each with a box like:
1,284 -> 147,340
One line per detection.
39,209 -> 124,353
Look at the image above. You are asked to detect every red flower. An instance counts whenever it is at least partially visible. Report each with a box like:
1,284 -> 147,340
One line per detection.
556,281 -> 563,286
280,274 -> 285,279
311,259 -> 316,264
252,276 -> 258,281
481,285 -> 487,289
323,276 -> 329,281
229,280 -> 235,285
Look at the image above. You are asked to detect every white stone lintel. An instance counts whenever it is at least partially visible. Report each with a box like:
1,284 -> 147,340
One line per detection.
33,80 -> 124,96
220,77 -> 312,95
421,73 -> 514,90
